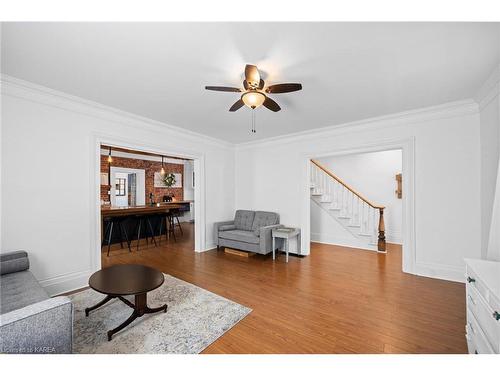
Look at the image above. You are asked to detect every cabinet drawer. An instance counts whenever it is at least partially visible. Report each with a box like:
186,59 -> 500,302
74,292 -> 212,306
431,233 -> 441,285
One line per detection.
467,282 -> 500,351
465,267 -> 489,298
466,309 -> 494,354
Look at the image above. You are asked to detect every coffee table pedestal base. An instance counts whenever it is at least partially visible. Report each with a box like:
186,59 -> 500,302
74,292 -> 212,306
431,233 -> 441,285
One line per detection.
85,292 -> 167,341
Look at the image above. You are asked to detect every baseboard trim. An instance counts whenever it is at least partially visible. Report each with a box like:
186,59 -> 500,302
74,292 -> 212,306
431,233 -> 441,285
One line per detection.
310,239 -> 376,252
200,242 -> 216,252
310,233 -> 376,251
38,269 -> 93,297
414,261 -> 465,283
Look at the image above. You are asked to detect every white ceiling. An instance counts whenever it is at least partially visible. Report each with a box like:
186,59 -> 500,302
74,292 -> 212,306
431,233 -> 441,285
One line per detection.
2,22 -> 499,143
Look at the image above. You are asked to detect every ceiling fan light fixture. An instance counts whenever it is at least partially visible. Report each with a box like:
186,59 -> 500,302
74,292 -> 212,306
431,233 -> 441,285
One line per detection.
241,91 -> 266,109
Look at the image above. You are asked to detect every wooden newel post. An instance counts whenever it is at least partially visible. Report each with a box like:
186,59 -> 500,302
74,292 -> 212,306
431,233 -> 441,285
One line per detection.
377,208 -> 386,253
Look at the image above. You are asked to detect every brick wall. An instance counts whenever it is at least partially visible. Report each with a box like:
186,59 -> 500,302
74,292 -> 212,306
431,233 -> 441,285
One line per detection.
101,155 -> 184,204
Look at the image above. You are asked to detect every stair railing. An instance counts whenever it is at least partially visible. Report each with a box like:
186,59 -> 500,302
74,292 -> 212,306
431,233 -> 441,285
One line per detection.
310,159 -> 386,252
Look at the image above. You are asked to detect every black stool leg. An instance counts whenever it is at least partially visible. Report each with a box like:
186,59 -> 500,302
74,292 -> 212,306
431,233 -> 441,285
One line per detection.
119,221 -> 131,252
165,216 -> 170,240
176,215 -> 183,235
157,217 -> 163,245
146,217 -> 158,247
136,219 -> 142,251
102,221 -> 111,248
107,222 -> 114,257
170,216 -> 176,242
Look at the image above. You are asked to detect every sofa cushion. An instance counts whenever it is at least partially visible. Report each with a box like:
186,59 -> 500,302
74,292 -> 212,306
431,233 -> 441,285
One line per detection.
218,229 -> 260,244
234,210 -> 255,231
1,271 -> 49,314
251,211 -> 279,234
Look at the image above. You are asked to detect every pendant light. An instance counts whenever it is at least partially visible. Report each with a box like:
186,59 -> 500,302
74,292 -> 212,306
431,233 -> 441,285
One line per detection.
107,147 -> 112,187
107,147 -> 113,163
160,156 -> 166,175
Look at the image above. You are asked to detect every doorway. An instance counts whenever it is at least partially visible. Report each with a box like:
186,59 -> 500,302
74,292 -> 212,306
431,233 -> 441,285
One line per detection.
302,137 -> 416,275
109,167 -> 146,207
92,137 -> 206,272
310,149 -> 403,252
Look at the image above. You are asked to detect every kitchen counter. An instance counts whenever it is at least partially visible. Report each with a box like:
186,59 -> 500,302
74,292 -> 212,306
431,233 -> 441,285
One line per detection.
101,201 -> 191,217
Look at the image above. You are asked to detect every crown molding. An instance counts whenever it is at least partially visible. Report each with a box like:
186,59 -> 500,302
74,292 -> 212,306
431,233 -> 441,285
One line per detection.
236,98 -> 479,150
0,74 -> 235,150
475,64 -> 500,110
1,74 -> 481,151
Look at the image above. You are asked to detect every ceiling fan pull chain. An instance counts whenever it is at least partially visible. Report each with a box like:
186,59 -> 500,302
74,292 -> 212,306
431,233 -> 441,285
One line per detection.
251,110 -> 256,133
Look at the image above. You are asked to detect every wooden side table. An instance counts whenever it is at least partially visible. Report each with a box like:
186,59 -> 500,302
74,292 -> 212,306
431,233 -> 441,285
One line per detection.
272,227 -> 301,263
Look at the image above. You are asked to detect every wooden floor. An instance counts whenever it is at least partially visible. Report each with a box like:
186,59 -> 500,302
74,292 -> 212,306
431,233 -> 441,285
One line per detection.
102,223 -> 467,354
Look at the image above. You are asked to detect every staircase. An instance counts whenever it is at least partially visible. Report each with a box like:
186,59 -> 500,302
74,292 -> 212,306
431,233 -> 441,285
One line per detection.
310,159 -> 386,252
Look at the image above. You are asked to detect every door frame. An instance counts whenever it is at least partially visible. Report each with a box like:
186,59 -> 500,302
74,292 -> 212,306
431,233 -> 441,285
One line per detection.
90,133 -> 206,272
301,136 -> 416,275
109,167 -> 146,206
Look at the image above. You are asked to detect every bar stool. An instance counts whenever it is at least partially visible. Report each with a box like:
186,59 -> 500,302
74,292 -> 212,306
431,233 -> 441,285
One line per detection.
102,216 -> 131,256
169,208 -> 183,236
156,211 -> 176,244
134,214 -> 157,251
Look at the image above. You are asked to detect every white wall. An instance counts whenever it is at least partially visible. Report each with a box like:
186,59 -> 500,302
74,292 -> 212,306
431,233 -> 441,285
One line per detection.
487,159 -> 500,261
476,64 -> 500,259
312,150 -> 402,245
1,75 -> 235,295
235,100 -> 481,282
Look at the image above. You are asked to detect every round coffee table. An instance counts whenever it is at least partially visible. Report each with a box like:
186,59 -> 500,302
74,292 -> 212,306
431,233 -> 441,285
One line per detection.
85,264 -> 167,341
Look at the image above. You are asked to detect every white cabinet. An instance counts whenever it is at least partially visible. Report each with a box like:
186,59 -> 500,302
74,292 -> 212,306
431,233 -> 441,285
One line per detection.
464,258 -> 500,354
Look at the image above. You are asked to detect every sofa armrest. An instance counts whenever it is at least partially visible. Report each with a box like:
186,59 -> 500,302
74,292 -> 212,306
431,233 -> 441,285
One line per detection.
0,296 -> 73,354
259,224 -> 283,254
0,250 -> 29,275
214,220 -> 235,245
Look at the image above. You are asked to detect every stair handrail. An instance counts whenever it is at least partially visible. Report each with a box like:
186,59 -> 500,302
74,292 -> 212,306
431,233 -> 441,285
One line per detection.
311,159 -> 385,209
311,159 -> 386,252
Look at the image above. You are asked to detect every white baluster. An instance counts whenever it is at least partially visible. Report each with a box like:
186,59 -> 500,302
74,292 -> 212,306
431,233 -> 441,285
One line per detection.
369,207 -> 373,242
350,193 -> 355,224
360,202 -> 365,232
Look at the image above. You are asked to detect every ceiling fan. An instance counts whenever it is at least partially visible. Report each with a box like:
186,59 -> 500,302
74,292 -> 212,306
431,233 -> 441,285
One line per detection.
205,64 -> 302,112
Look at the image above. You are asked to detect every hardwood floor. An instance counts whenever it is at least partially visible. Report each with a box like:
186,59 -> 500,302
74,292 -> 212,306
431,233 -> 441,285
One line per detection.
102,223 -> 467,354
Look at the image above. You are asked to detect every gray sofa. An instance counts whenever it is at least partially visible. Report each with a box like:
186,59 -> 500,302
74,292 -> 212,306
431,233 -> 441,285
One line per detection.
0,251 -> 73,354
214,210 -> 282,255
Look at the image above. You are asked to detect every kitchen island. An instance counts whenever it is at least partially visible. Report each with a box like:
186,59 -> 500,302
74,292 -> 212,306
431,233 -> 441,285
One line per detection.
100,201 -> 192,246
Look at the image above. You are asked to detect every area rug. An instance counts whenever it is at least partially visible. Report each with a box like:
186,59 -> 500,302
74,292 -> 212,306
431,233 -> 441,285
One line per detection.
69,274 -> 251,354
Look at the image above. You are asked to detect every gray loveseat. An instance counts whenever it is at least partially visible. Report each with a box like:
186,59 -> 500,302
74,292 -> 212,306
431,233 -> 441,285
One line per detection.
0,251 -> 73,354
214,210 -> 281,255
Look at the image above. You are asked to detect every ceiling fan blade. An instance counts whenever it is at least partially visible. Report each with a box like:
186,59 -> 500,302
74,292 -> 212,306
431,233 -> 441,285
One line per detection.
244,64 -> 261,88
205,86 -> 241,92
243,80 -> 249,90
229,99 -> 245,112
265,83 -> 302,94
263,96 -> 281,112
258,79 -> 265,89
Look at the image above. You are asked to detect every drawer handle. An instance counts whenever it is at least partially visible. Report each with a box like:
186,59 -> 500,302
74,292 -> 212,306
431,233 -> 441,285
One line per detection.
467,276 -> 476,283
494,311 -> 500,321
